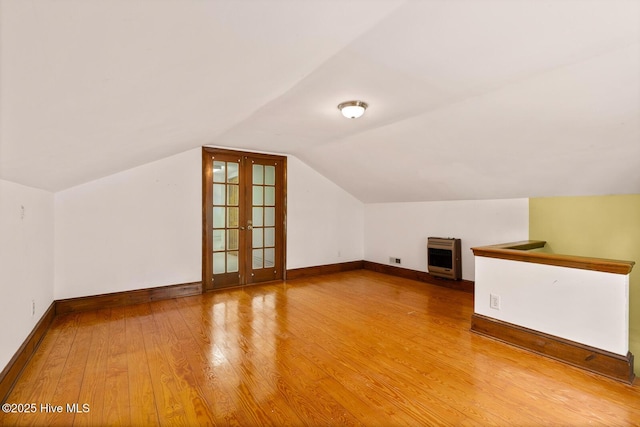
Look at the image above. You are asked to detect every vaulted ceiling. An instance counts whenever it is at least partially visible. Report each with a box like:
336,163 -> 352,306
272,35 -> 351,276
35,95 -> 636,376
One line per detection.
1,0 -> 638,202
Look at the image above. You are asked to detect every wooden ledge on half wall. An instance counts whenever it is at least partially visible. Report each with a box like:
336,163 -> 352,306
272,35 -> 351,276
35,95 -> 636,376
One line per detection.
471,240 -> 635,275
471,240 -> 636,383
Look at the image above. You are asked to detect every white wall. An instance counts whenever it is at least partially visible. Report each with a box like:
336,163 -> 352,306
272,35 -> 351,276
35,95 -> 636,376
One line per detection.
475,256 -> 629,355
286,156 -> 364,269
54,149 -> 202,299
0,179 -> 54,370
53,149 -> 364,298
364,199 -> 529,280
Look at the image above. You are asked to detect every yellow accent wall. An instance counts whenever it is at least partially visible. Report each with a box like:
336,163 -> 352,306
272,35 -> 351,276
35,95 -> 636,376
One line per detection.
529,195 -> 640,373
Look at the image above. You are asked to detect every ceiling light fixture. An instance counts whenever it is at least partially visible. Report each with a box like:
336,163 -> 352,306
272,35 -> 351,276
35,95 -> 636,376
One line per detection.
338,100 -> 368,119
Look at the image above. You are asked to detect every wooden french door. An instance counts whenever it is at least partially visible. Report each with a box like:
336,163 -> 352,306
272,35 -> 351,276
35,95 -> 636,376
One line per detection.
202,148 -> 286,290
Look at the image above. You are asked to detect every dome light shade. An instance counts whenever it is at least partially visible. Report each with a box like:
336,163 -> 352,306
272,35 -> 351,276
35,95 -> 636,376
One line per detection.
338,100 -> 368,119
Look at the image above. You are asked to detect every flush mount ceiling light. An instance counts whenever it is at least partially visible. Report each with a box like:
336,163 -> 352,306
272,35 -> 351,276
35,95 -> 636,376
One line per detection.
338,100 -> 368,119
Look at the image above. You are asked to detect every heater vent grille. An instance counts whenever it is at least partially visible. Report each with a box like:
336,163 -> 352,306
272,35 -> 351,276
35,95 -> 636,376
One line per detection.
427,237 -> 462,280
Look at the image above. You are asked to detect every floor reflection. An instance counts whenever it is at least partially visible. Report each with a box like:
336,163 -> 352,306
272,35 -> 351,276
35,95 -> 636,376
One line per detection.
204,285 -> 288,409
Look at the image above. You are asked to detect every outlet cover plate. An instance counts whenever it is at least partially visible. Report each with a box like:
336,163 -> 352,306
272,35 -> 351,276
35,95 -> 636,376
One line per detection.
490,294 -> 500,310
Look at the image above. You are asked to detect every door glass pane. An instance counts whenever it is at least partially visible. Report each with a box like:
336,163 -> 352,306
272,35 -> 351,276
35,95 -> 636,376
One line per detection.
253,228 -> 263,248
213,161 -> 226,183
213,230 -> 225,251
213,184 -> 226,205
265,207 -> 275,227
227,207 -> 239,228
213,207 -> 225,228
227,163 -> 239,183
265,166 -> 275,185
253,249 -> 263,269
253,186 -> 263,205
210,159 -> 241,281
227,229 -> 239,251
227,184 -> 238,206
253,165 -> 264,184
253,207 -> 263,226
227,251 -> 239,273
213,252 -> 225,273
264,227 -> 275,247
265,187 -> 275,206
264,248 -> 275,268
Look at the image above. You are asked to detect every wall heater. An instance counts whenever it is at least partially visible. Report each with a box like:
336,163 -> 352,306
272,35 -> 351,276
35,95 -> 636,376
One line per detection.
427,237 -> 462,280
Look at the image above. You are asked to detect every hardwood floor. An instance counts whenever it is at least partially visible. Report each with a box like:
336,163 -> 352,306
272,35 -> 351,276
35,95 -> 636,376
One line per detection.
2,270 -> 640,426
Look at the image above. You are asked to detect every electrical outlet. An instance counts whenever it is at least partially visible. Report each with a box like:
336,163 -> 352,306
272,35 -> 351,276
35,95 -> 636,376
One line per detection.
31,299 -> 35,317
389,257 -> 401,265
490,294 -> 500,310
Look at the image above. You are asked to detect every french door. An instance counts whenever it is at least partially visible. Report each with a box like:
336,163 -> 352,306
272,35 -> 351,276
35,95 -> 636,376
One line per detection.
202,147 -> 286,290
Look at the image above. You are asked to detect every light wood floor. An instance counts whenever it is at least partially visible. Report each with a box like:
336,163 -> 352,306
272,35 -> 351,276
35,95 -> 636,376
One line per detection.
2,270 -> 640,426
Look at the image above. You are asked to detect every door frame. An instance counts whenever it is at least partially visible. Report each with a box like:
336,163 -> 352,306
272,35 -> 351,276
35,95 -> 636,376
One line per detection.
202,147 -> 287,291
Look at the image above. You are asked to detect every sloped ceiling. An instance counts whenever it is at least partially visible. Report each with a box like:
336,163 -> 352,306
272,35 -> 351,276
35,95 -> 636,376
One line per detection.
1,0 -> 638,202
